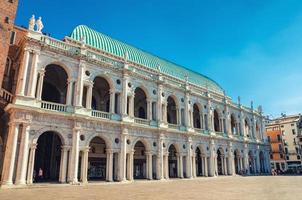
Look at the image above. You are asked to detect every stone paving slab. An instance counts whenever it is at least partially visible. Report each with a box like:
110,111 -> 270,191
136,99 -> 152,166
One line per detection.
0,176 -> 301,200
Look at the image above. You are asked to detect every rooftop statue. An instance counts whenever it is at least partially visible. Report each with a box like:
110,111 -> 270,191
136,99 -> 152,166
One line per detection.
36,17 -> 44,33
28,15 -> 35,31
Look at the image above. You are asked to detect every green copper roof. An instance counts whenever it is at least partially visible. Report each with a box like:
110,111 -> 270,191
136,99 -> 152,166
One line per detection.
70,25 -> 224,94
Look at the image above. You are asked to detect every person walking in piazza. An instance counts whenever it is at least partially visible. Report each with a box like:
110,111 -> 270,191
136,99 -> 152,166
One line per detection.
38,167 -> 44,182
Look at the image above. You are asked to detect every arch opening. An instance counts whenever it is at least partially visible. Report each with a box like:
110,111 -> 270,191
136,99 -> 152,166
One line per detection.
193,104 -> 201,129
217,148 -> 224,175
214,109 -> 220,132
167,96 -> 177,124
234,149 -> 240,174
88,137 -> 107,181
92,77 -> 110,112
42,64 -> 68,104
245,119 -> 250,137
34,131 -> 62,182
134,88 -> 147,119
168,144 -> 178,178
231,114 -> 237,134
195,147 -> 203,176
133,141 -> 147,179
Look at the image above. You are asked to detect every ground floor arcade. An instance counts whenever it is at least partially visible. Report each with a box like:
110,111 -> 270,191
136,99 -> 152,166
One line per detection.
0,112 -> 270,186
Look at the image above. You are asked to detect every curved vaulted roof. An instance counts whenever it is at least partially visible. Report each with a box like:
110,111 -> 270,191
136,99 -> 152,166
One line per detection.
70,25 -> 224,94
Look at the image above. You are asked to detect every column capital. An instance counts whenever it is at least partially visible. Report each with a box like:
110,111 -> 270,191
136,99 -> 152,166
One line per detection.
30,143 -> 37,150
67,78 -> 76,84
62,145 -> 72,151
109,89 -> 115,94
106,148 -> 114,154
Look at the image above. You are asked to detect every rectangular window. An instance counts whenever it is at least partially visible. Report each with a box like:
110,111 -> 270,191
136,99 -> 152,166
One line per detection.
127,96 -> 130,115
280,154 -> 283,159
114,93 -> 119,114
277,134 -> 281,142
292,129 -> 296,135
82,86 -> 87,107
281,125 -> 284,128
267,136 -> 271,142
291,124 -> 294,126
285,148 -> 288,154
9,31 -> 16,45
278,144 -> 282,152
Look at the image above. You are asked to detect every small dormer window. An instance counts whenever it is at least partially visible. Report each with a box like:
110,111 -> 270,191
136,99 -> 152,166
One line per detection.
8,0 -> 14,3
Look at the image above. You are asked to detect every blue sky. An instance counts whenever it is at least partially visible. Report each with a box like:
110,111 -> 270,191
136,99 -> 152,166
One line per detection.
15,0 -> 302,118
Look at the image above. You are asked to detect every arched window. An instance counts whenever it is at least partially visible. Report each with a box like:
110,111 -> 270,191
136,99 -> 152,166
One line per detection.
193,104 -> 201,129
245,119 -> 250,137
167,96 -> 177,124
134,87 -> 147,119
231,114 -> 237,134
92,77 -> 110,112
42,64 -> 68,104
214,109 -> 220,132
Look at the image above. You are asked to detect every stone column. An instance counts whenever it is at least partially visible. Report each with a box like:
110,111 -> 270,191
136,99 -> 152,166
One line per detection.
163,103 -> 167,123
186,138 -> 192,178
59,146 -> 69,183
157,84 -> 163,123
29,51 -> 40,98
129,151 -> 134,181
110,89 -> 115,114
26,144 -> 37,184
36,69 -> 45,101
15,123 -> 30,185
146,152 -> 153,180
178,107 -> 182,126
184,93 -> 190,128
256,153 -> 261,174
192,155 -> 197,178
66,79 -> 74,106
18,49 -> 30,96
164,153 -> 169,179
224,156 -> 228,175
121,74 -> 128,117
129,95 -> 134,117
70,128 -> 80,184
156,134 -> 164,180
85,83 -> 93,109
204,156 -> 208,177
147,99 -> 152,121
75,61 -> 85,107
106,149 -> 113,182
118,128 -> 127,181
1,123 -> 19,185
208,140 -> 215,177
179,155 -> 183,178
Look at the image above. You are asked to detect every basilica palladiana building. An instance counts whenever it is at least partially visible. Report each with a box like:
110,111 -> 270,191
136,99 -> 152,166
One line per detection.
0,18 -> 271,186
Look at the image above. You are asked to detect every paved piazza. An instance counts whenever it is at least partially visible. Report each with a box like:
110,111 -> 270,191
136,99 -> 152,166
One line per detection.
0,176 -> 301,200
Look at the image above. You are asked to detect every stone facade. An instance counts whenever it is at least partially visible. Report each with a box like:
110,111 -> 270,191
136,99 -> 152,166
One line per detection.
0,20 -> 271,187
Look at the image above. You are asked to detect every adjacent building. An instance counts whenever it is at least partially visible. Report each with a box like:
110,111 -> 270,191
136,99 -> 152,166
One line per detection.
0,14 -> 271,187
0,0 -> 20,181
266,115 -> 302,171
